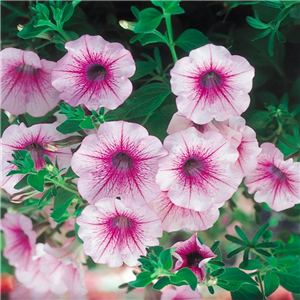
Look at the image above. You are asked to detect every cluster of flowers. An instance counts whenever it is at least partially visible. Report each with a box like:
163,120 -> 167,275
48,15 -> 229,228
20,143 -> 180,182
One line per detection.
0,213 -> 87,297
1,35 -> 299,293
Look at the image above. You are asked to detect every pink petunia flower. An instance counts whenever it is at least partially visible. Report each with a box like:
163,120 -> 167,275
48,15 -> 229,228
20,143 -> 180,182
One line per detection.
71,121 -> 167,206
0,48 -> 60,117
245,143 -> 300,211
156,127 -> 243,212
167,112 -> 261,176
0,122 -> 72,195
149,192 -> 221,232
15,243 -> 87,296
172,233 -> 216,283
0,213 -> 37,271
76,197 -> 162,267
170,44 -> 254,124
51,34 -> 135,111
161,285 -> 202,300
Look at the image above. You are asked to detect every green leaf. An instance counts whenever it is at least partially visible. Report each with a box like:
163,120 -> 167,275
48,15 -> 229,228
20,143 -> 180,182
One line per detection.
51,188 -> 75,221
239,260 -> 263,270
246,16 -> 270,29
225,235 -> 247,246
175,29 -> 210,52
231,283 -> 264,300
159,248 -> 175,270
170,268 -> 198,291
125,83 -> 171,118
17,22 -> 53,39
255,249 -> 271,257
275,271 -> 300,294
151,1 -> 185,15
134,8 -> 163,33
130,60 -> 157,81
27,170 -> 47,192
235,226 -> 251,244
293,124 -> 300,143
135,32 -> 167,46
276,30 -> 286,43
153,276 -> 171,290
14,175 -> 29,190
56,120 -> 82,134
264,270 -> 279,296
131,6 -> 140,19
128,271 -> 154,288
209,260 -> 225,267
211,268 -> 225,277
210,241 -> 220,253
255,242 -> 279,248
217,268 -> 258,292
268,30 -> 276,56
138,258 -> 155,272
1,110 -> 10,136
227,247 -> 246,259
79,116 -> 94,130
252,28 -> 272,41
276,135 -> 300,149
253,223 -> 269,244
61,2 -> 75,23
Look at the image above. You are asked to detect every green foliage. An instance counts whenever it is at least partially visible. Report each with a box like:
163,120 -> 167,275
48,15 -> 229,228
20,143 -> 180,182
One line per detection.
51,189 -> 76,222
56,103 -> 115,134
17,0 -> 81,47
134,8 -> 164,33
151,1 -> 185,15
175,29 -> 210,52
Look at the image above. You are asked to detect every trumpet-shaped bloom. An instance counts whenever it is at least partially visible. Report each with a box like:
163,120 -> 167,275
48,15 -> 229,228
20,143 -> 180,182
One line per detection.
149,192 -> 221,232
172,233 -> 216,283
15,243 -> 87,296
245,143 -> 300,211
156,127 -> 243,211
170,44 -> 254,124
167,113 -> 261,176
0,122 -> 72,195
0,213 -> 37,271
71,121 -> 167,206
0,48 -> 60,117
52,34 -> 135,111
76,198 -> 162,267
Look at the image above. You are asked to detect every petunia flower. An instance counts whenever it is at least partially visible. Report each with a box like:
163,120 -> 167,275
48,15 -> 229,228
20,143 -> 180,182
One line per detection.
52,34 -> 135,111
161,285 -> 202,300
16,243 -> 87,296
76,197 -> 162,267
0,122 -> 72,195
156,127 -> 243,212
0,213 -> 37,271
170,44 -> 254,124
167,112 -> 261,176
71,121 -> 167,206
245,143 -> 300,211
149,192 -> 221,232
0,48 -> 60,117
172,233 -> 216,283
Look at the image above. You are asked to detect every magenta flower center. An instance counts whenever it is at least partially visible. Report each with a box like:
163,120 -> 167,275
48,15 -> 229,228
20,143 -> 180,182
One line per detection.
200,71 -> 222,88
111,152 -> 133,170
268,164 -> 286,181
86,64 -> 107,81
15,64 -> 40,74
110,215 -> 133,229
183,157 -> 205,176
186,251 -> 204,267
25,143 -> 45,164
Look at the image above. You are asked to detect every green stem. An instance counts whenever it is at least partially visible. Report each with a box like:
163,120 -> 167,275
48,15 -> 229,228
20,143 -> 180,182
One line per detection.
165,14 -> 178,63
47,178 -> 78,194
257,272 -> 267,300
1,1 -> 29,16
56,26 -> 72,42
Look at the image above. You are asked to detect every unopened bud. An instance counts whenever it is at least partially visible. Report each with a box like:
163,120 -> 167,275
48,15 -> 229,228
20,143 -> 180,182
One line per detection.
10,187 -> 39,203
206,276 -> 218,286
17,24 -> 24,32
44,136 -> 84,151
119,20 -> 137,31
